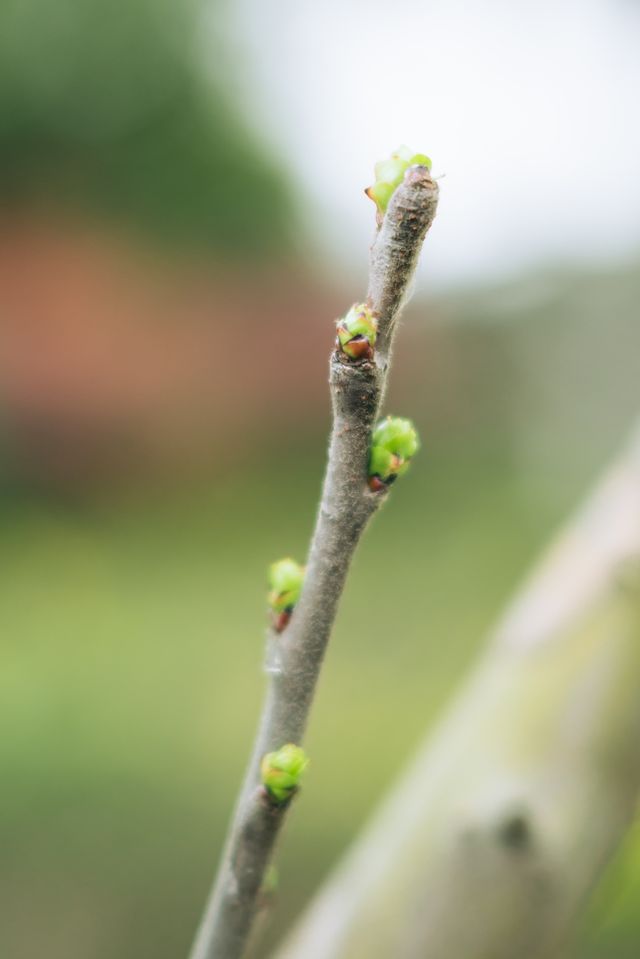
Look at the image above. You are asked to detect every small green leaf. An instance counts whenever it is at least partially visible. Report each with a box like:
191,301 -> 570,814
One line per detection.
365,180 -> 395,213
393,145 -> 415,163
374,156 -> 406,188
410,152 -> 432,169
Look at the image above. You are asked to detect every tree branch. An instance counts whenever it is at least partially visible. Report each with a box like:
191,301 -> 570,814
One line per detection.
272,419 -> 640,959
188,165 -> 439,959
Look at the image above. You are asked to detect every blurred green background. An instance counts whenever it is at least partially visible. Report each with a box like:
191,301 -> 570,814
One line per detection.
1,1 -> 640,958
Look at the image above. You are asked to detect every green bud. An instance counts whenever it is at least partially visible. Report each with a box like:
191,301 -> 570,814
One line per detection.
369,444 -> 395,481
261,744 -> 309,803
368,416 -> 420,488
336,303 -> 377,360
268,558 -> 304,614
372,416 -> 420,460
366,146 -> 433,216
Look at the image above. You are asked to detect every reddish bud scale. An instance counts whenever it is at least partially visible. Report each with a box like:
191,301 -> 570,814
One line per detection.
335,332 -> 374,361
272,609 -> 292,633
368,475 -> 387,493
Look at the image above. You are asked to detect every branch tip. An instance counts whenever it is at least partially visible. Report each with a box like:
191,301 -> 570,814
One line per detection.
366,146 -> 434,220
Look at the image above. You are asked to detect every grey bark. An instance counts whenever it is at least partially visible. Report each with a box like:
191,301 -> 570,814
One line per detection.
188,165 -> 439,959
273,420 -> 640,959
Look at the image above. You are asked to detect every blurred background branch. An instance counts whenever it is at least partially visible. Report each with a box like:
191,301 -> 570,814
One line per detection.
274,420 -> 640,959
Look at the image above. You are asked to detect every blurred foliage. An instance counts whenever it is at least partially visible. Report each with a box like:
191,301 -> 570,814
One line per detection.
0,0 -> 294,254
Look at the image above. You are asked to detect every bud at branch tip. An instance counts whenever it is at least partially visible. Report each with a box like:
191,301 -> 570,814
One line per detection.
365,145 -> 432,218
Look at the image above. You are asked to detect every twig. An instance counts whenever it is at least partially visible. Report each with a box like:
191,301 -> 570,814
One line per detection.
188,164 -> 439,959
272,419 -> 640,959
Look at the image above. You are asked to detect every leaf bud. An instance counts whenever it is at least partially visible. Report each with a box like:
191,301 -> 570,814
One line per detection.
268,558 -> 304,631
336,303 -> 377,360
366,146 -> 433,216
261,744 -> 309,804
368,416 -> 420,490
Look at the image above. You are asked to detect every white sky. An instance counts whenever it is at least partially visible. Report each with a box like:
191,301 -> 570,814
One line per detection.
224,0 -> 640,290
